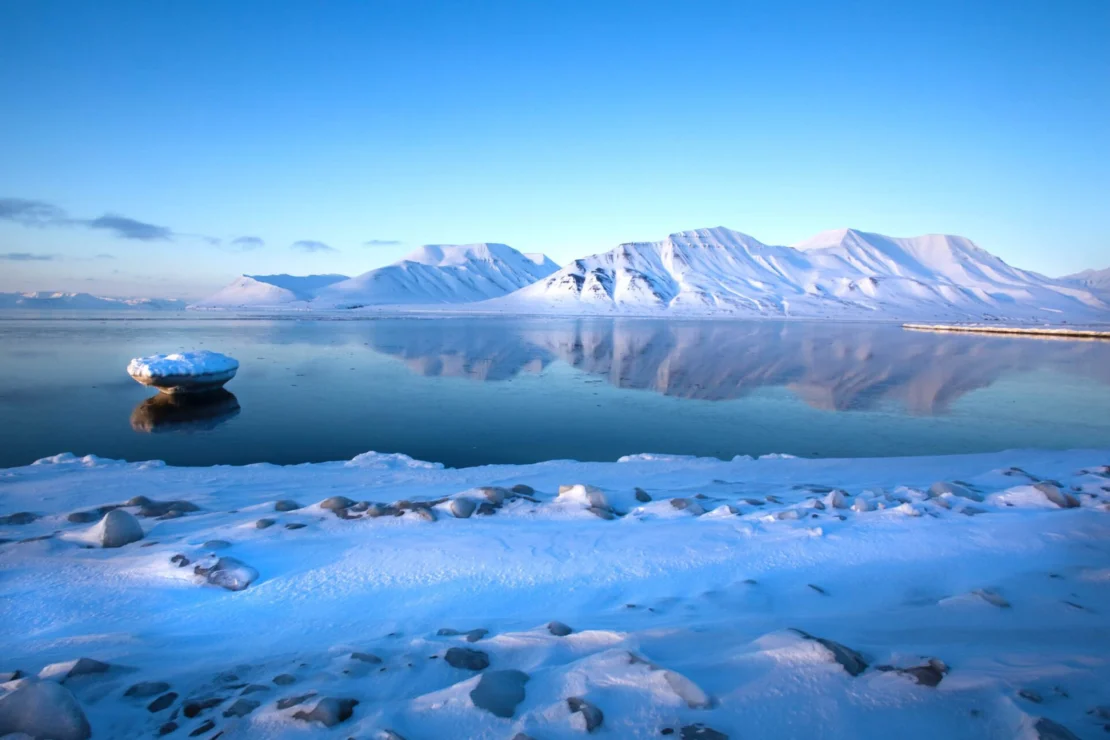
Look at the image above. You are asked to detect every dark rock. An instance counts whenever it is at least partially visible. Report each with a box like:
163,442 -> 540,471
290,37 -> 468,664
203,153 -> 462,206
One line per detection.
200,557 -> 258,591
634,487 -> 652,502
928,481 -> 983,501
792,629 -> 868,676
808,584 -> 827,595
476,502 -> 499,516
0,670 -> 23,682
364,503 -> 396,517
292,697 -> 358,727
413,507 -> 437,522
148,692 -> 178,712
567,696 -> 603,732
202,540 -> 231,550
1034,717 -> 1081,739
586,505 -> 616,520
274,500 -> 301,512
158,721 -> 178,736
127,495 -> 153,506
254,519 -> 276,529
183,697 -> 224,717
67,507 -> 112,524
548,621 -> 573,637
284,522 -> 307,530
188,719 -> 215,736
972,588 -> 1011,608
1020,689 -> 1043,703
681,725 -> 728,740
276,692 -> 316,709
348,501 -> 369,512
0,680 -> 92,740
350,652 -> 382,664
240,684 -> 269,695
511,484 -> 535,495
1034,482 -> 1080,509
273,674 -> 296,686
469,669 -> 529,718
898,659 -> 948,687
61,657 -> 111,681
137,500 -> 200,518
381,732 -> 407,740
478,486 -> 510,505
98,509 -> 144,548
171,554 -> 191,567
511,735 -> 537,740
465,629 -> 489,643
222,698 -> 259,718
444,647 -> 489,671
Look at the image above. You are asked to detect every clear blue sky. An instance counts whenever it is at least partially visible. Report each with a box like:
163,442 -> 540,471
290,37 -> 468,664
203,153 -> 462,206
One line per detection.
1,0 -> 1107,298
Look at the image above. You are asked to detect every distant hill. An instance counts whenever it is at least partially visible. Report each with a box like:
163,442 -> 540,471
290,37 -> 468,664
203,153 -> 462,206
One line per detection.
190,274 -> 349,309
1061,266 -> 1110,300
0,291 -> 186,310
309,243 -> 559,308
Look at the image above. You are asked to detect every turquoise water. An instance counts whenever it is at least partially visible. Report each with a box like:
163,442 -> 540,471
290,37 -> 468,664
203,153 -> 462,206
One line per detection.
0,315 -> 1108,468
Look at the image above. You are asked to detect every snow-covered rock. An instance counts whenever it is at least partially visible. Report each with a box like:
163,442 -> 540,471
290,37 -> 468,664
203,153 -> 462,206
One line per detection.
127,351 -> 239,394
92,510 -> 144,548
490,226 -> 1109,321
310,243 -> 559,308
0,680 -> 91,740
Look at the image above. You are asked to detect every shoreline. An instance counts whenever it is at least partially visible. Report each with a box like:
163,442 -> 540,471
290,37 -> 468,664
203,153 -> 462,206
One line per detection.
904,323 -> 1110,340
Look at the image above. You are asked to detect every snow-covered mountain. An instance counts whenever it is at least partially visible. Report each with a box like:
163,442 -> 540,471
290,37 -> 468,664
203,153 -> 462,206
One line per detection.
310,243 -> 559,308
191,274 -> 349,309
0,291 -> 186,310
491,227 -> 1109,321
1061,266 -> 1110,300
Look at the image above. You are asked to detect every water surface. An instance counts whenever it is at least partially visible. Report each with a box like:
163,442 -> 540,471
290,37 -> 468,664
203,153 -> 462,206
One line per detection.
1,315 -> 1108,468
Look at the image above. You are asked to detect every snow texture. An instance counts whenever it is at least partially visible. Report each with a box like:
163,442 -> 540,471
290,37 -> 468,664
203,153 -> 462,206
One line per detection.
2,448 -> 1109,738
126,351 -> 239,379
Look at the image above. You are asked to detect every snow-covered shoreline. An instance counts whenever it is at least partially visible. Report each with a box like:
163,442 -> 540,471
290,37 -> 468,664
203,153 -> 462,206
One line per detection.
2,448 -> 1109,739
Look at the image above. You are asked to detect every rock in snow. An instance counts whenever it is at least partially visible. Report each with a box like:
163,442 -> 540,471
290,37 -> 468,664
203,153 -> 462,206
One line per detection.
567,696 -> 604,732
292,696 -> 358,727
444,647 -> 489,671
0,680 -> 91,740
197,557 -> 259,591
469,669 -> 529,718
92,509 -> 144,548
1034,482 -> 1080,508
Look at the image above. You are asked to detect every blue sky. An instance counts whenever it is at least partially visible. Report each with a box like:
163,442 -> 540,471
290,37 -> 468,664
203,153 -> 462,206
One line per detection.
1,0 -> 1107,299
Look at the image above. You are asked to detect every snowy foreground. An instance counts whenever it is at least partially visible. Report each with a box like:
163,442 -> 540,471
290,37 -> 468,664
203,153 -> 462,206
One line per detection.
2,449 -> 1109,739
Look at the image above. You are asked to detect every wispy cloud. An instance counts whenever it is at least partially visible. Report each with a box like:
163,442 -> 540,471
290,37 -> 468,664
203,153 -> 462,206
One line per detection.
0,198 -> 68,227
228,236 -> 265,251
291,240 -> 337,253
0,252 -> 56,261
363,239 -> 403,247
86,214 -> 173,241
94,253 -> 115,260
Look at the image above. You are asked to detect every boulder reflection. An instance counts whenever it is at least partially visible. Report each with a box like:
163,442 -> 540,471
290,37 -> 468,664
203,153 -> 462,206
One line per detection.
130,390 -> 241,433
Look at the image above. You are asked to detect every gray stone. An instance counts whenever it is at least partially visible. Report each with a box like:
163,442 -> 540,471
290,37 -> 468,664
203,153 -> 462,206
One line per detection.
973,588 -> 1011,608
255,518 -> 276,529
171,553 -> 190,567
670,498 -> 705,515
285,522 -> 307,530
476,502 -> 499,516
198,557 -> 258,591
127,495 -> 153,507
469,669 -> 529,718
41,657 -> 111,682
292,697 -> 358,727
0,680 -> 92,740
413,506 -> 437,522
682,724 -> 729,740
274,500 -> 301,512
1034,482 -> 1080,509
929,481 -> 983,501
792,629 -> 868,676
275,691 -> 315,709
319,496 -> 356,511
350,652 -> 382,664
182,697 -> 225,717
273,674 -> 297,686
202,539 -> 231,550
188,718 -> 215,736
548,621 -> 573,637
240,684 -> 270,695
222,697 -> 260,717
567,696 -> 603,732
444,647 -> 489,671
478,486 -> 510,505
511,484 -> 535,495
898,659 -> 948,687
126,681 -> 170,698
147,692 -> 177,712
1034,717 -> 1081,740
67,507 -> 115,524
97,509 -> 144,548
450,497 -> 477,519
634,487 -> 652,502
586,505 -> 616,520
364,503 -> 396,517
136,500 -> 200,518
158,721 -> 178,735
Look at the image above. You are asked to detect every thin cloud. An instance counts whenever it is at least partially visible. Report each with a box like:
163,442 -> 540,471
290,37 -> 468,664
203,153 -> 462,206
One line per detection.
0,198 -> 67,227
363,239 -> 403,246
0,252 -> 56,261
94,253 -> 115,260
229,236 -> 265,251
291,239 -> 337,253
86,214 -> 173,241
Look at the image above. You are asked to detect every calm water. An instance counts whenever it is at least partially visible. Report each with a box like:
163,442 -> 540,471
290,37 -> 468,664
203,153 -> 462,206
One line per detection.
1,315 -> 1109,469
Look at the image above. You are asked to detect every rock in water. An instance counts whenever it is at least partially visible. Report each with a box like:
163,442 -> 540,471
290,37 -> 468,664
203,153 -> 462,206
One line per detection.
1034,482 -> 1080,509
444,647 -> 489,671
201,557 -> 259,591
127,350 -> 239,395
95,509 -> 144,548
292,697 -> 358,727
548,621 -> 573,637
0,680 -> 92,740
450,497 -> 477,519
469,669 -> 529,718
567,696 -> 604,732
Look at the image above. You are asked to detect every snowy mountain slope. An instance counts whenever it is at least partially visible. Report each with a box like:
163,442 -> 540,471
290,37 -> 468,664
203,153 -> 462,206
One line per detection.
1061,266 -> 1110,300
490,227 -> 1109,322
310,243 -> 559,308
191,274 -> 348,309
0,291 -> 186,310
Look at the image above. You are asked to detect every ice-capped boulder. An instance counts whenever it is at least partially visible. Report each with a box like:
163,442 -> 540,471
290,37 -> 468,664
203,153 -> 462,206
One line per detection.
195,557 -> 259,591
127,351 -> 238,395
0,680 -> 91,740
93,509 -> 144,548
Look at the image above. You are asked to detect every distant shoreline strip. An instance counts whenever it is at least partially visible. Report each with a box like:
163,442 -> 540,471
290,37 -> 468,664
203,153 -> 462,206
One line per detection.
903,323 -> 1110,340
